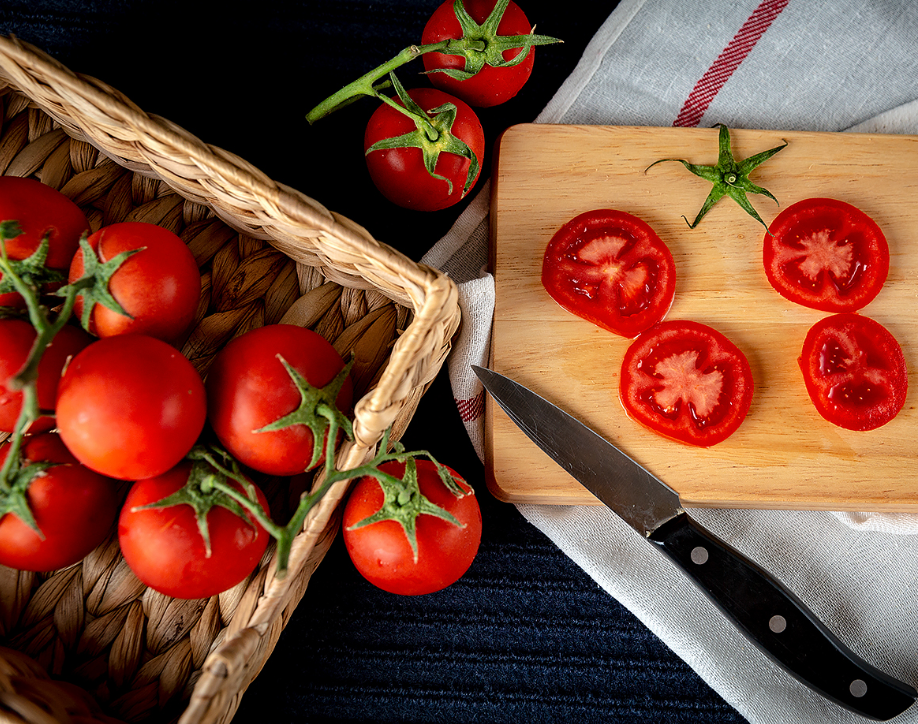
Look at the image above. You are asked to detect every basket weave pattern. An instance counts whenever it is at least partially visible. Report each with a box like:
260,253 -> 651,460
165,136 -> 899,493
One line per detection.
0,36 -> 460,724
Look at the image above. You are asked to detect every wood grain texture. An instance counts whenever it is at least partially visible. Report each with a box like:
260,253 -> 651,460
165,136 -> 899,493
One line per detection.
487,124 -> 918,510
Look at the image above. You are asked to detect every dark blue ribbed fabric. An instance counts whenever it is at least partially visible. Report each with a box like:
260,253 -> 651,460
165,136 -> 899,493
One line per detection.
0,3 -> 748,721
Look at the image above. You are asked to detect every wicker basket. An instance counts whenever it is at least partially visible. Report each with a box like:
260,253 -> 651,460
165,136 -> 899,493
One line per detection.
0,35 -> 461,724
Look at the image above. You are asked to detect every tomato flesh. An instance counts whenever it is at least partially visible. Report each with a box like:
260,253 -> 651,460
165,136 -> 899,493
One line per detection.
764,198 -> 889,312
620,320 -> 754,446
542,209 -> 676,338
798,313 -> 906,431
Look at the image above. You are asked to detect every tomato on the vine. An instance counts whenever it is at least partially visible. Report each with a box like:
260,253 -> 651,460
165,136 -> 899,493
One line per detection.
69,221 -> 201,343
798,313 -> 907,431
0,177 -> 89,307
0,433 -> 120,572
206,324 -> 353,477
364,86 -> 484,211
343,459 -> 481,596
542,209 -> 677,338
56,334 -> 207,480
619,320 -> 754,447
0,319 -> 92,433
763,198 -> 889,313
118,461 -> 270,599
421,0 -> 541,108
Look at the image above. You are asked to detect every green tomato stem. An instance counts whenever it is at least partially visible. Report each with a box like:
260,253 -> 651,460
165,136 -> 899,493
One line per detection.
0,231 -> 92,494
305,42 -> 450,124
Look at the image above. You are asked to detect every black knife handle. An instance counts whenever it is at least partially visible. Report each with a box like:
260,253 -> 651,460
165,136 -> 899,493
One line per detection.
649,513 -> 916,721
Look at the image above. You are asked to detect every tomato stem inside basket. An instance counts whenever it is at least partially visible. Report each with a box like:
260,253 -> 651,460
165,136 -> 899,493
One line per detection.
0,222 -> 92,498
194,426 -> 468,580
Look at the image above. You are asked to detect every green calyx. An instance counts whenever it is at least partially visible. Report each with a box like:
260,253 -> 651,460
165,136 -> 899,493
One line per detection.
646,123 -> 788,232
132,451 -> 263,559
0,222 -> 66,305
255,352 -> 356,471
0,457 -> 59,537
63,236 -> 143,331
425,0 -> 562,81
345,456 -> 467,564
365,72 -> 480,197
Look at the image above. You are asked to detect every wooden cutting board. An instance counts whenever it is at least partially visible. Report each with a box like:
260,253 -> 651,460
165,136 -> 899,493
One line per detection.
486,124 -> 918,510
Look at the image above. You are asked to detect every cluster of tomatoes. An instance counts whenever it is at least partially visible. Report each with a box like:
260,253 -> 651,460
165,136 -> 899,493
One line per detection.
308,0 -> 560,212
0,175 -> 481,599
542,195 -> 907,445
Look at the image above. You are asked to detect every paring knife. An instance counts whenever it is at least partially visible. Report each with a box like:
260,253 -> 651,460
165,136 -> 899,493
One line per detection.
472,365 -> 917,722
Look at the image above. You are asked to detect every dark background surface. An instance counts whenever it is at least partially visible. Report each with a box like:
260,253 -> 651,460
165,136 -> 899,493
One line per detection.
0,2 -> 748,722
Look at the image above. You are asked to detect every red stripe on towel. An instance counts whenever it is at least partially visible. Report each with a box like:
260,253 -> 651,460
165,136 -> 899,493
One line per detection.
456,391 -> 485,423
673,0 -> 790,127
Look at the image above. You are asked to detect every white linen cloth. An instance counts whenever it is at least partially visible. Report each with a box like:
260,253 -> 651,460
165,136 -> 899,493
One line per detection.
423,0 -> 918,721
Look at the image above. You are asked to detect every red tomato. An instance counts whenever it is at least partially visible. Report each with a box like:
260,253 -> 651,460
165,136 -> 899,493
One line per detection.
55,334 -> 207,480
118,461 -> 270,599
542,209 -> 677,338
620,320 -> 754,446
205,324 -> 353,476
763,198 -> 889,313
0,433 -> 119,572
343,460 -> 481,596
421,0 -> 537,107
0,177 -> 89,307
0,319 -> 92,433
798,313 -> 907,431
69,221 -> 201,343
364,87 -> 484,211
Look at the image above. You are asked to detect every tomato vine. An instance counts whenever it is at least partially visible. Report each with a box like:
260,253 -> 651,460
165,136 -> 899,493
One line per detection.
305,0 -> 560,124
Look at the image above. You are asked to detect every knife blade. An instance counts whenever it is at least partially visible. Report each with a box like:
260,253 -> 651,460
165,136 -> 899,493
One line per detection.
473,365 -> 917,721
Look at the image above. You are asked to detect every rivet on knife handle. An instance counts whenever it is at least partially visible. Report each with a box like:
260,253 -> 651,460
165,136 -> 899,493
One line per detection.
650,514 -> 917,721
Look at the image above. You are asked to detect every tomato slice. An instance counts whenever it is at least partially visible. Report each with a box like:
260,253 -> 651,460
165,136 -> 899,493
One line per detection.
763,198 -> 889,312
541,209 -> 676,339
620,320 -> 754,446
798,313 -> 907,431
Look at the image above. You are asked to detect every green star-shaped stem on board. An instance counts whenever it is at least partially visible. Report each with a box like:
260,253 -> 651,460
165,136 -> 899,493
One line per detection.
646,124 -> 787,232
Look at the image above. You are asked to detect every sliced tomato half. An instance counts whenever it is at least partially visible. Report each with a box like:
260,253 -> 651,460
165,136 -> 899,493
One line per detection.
620,320 -> 754,447
763,198 -> 889,312
798,313 -> 907,431
541,209 -> 676,338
